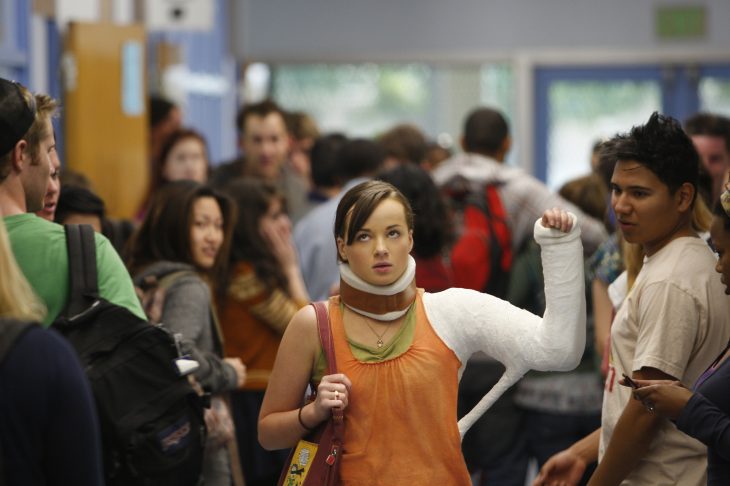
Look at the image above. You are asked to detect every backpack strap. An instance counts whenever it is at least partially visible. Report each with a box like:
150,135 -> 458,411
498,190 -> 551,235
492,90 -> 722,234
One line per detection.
482,184 -> 512,272
64,224 -> 100,317
159,270 -> 226,356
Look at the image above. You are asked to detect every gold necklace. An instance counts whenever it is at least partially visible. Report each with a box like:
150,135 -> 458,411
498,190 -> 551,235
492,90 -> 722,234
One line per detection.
361,316 -> 391,348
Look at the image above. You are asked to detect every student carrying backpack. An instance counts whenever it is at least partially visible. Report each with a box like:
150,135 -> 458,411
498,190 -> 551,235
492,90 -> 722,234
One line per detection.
439,176 -> 523,481
442,175 -> 513,298
52,225 -> 206,486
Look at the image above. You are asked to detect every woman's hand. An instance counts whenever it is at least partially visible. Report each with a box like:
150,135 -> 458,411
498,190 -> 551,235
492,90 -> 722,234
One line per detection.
621,378 -> 693,420
541,207 -> 574,233
303,373 -> 352,428
224,357 -> 247,388
260,217 -> 298,269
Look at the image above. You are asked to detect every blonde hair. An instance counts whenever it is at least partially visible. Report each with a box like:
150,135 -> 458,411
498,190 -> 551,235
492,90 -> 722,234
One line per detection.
0,219 -> 46,321
622,236 -> 644,291
26,92 -> 59,161
692,196 -> 712,233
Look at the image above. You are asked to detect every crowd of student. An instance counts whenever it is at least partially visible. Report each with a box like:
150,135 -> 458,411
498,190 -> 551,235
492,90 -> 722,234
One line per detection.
1,73 -> 730,486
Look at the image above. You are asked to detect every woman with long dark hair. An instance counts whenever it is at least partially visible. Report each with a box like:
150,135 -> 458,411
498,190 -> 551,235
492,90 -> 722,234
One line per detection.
378,163 -> 455,292
217,177 -> 310,485
126,180 -> 246,486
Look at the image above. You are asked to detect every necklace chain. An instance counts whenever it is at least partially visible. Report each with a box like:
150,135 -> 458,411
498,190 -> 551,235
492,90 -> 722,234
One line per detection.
360,315 -> 391,348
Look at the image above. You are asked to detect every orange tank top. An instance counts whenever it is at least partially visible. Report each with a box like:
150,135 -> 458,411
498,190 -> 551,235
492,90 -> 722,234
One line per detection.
328,292 -> 471,485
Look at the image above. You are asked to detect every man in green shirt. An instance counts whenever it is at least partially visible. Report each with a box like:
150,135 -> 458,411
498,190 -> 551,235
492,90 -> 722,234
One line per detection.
0,78 -> 144,326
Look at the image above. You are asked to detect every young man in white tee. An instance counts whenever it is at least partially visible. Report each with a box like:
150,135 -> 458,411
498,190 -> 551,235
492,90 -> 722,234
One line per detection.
535,112 -> 730,486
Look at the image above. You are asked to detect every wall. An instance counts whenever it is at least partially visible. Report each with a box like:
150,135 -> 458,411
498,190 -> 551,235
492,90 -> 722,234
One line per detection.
232,0 -> 730,62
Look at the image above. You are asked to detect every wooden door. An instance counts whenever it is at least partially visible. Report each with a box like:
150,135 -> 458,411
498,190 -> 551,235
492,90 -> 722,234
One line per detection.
63,22 -> 147,219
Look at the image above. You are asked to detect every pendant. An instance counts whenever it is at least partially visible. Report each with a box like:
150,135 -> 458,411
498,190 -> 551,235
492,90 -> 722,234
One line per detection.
377,339 -> 384,348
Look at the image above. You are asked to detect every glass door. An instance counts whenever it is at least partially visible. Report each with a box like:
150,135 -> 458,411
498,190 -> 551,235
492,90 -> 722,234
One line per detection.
535,63 -> 730,191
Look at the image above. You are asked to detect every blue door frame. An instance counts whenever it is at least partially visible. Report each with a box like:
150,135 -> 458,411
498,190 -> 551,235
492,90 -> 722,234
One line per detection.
0,0 -> 30,85
534,64 -> 730,184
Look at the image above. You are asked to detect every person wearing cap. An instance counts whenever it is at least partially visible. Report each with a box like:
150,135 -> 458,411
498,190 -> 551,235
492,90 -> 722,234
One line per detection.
0,78 -> 145,326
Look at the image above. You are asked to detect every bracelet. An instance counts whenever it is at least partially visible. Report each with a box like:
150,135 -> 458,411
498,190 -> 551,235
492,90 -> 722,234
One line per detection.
298,404 -> 315,432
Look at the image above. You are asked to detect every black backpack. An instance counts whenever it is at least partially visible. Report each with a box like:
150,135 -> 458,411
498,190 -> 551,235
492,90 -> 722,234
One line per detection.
52,224 -> 206,486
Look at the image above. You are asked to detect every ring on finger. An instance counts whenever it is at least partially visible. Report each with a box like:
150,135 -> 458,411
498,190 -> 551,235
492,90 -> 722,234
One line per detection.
334,390 -> 340,400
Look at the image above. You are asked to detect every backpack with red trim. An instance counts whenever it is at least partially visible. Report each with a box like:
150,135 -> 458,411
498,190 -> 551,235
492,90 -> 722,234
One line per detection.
442,177 -> 513,299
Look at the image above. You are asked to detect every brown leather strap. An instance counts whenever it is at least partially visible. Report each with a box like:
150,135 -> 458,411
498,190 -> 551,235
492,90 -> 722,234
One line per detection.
313,301 -> 337,375
338,277 -> 417,317
312,301 -> 345,428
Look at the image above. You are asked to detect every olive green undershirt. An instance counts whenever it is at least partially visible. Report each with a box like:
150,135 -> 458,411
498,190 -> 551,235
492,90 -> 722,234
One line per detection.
312,301 -> 417,382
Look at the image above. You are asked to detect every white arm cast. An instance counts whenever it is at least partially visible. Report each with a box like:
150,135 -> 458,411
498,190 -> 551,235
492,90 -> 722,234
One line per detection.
423,213 -> 586,437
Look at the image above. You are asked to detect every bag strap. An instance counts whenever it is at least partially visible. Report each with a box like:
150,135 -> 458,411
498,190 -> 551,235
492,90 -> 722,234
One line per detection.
159,269 -> 226,354
483,184 -> 512,270
311,301 -> 345,427
313,301 -> 337,375
64,224 -> 100,317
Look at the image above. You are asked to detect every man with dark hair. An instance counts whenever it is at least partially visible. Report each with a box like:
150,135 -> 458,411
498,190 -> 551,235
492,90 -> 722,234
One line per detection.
211,99 -> 310,222
433,107 -> 608,254
378,123 -> 429,169
434,108 -> 609,483
684,112 -> 730,203
149,95 -> 182,165
304,133 -> 348,210
536,113 -> 730,485
54,184 -> 106,232
0,78 -> 144,326
463,108 -> 510,157
293,138 -> 385,301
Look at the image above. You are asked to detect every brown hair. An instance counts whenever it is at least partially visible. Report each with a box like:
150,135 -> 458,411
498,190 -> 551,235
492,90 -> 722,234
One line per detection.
334,180 -> 413,261
126,180 -> 234,290
235,99 -> 286,135
684,113 -> 730,152
141,128 -> 209,213
378,123 -> 428,165
558,173 -> 609,228
285,111 -> 320,142
224,178 -> 289,293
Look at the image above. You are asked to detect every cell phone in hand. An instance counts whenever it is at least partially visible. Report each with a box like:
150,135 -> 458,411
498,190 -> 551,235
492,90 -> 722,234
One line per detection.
622,373 -> 639,389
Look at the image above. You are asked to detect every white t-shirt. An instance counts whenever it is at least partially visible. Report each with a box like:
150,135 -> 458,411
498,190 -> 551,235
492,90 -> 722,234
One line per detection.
600,236 -> 730,485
